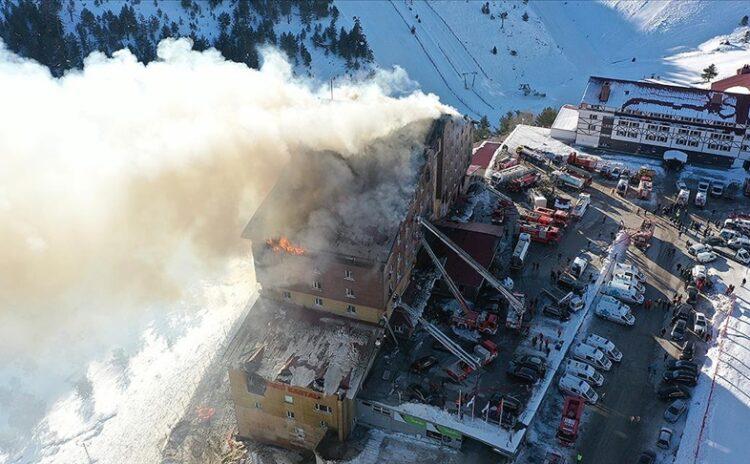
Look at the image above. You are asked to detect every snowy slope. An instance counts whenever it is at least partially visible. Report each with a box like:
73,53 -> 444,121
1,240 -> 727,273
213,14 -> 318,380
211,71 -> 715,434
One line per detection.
338,0 -> 750,124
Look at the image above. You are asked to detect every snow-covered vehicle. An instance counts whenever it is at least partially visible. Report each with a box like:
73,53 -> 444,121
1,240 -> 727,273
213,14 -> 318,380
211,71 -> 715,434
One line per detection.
585,334 -> 622,362
601,281 -> 645,305
688,243 -> 713,256
614,263 -> 646,281
695,251 -> 718,264
594,295 -> 635,326
693,312 -> 707,336
735,248 -> 750,265
572,342 -> 612,371
728,236 -> 750,250
611,275 -> 645,294
558,374 -> 598,404
676,188 -> 690,206
564,359 -> 605,386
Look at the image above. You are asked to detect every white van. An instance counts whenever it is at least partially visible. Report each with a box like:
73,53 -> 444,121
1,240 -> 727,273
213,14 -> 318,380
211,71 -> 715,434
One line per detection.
572,342 -> 612,371
676,188 -> 690,206
614,263 -> 645,282
585,334 -> 623,362
611,275 -> 645,294
564,359 -> 605,386
719,228 -> 745,242
602,281 -> 645,305
571,256 -> 589,279
595,295 -> 635,326
695,191 -> 707,208
728,236 -> 750,250
558,374 -> 598,404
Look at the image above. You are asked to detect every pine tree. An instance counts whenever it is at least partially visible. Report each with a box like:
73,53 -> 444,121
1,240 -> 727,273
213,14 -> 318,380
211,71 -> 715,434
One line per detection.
701,64 -> 718,82
491,46 -> 497,55
534,107 -> 558,128
522,12 -> 529,22
499,12 -> 508,29
741,15 -> 749,26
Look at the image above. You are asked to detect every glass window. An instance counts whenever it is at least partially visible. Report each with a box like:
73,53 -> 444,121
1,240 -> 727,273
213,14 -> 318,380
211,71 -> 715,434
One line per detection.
284,395 -> 294,404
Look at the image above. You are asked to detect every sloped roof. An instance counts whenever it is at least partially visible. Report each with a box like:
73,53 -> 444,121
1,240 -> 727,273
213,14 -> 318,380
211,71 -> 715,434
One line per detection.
581,76 -> 750,125
471,141 -> 502,169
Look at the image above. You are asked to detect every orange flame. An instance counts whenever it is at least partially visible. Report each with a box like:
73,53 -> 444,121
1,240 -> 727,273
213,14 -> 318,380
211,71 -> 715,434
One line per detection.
266,237 -> 305,255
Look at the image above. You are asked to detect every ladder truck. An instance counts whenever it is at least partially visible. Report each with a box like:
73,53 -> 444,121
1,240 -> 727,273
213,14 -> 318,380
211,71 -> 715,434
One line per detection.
421,238 -> 499,335
418,218 -> 526,330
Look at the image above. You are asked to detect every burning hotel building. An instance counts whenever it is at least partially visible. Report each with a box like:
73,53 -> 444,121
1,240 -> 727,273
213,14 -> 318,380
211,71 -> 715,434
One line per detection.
227,115 -> 473,450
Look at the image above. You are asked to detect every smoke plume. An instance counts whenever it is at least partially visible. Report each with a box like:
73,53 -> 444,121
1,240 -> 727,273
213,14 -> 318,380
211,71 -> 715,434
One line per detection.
0,38 -> 452,457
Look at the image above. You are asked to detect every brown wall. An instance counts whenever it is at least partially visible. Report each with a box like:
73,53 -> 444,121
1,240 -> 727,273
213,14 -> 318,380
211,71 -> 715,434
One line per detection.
229,369 -> 354,450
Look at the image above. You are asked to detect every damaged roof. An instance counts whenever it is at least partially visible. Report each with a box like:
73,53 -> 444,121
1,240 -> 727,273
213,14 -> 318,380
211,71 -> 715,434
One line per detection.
471,141 -> 502,170
228,298 -> 383,399
582,76 -> 750,125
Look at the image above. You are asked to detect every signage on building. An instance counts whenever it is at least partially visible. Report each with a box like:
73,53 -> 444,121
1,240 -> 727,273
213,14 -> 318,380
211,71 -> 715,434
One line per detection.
267,381 -> 323,400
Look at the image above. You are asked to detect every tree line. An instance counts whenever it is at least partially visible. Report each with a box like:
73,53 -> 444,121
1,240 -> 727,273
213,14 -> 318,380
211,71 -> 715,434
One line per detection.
0,0 -> 373,76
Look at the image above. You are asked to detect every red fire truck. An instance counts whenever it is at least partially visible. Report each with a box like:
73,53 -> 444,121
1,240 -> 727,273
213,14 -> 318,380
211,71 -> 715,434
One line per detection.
567,152 -> 601,172
556,396 -> 585,446
508,172 -> 540,192
519,222 -> 562,244
534,207 -> 570,227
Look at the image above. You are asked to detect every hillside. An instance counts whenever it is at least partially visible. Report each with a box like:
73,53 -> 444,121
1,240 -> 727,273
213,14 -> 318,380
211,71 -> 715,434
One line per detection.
2,0 -> 749,126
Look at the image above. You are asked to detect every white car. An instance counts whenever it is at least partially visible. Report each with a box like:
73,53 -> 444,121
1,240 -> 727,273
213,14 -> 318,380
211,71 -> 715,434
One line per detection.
688,243 -> 713,256
614,263 -> 646,281
558,373 -> 598,404
710,181 -> 725,197
735,248 -> 750,265
696,251 -> 718,264
697,179 -> 710,193
694,312 -> 708,336
585,334 -> 623,362
676,180 -> 688,191
728,236 -> 750,250
611,275 -> 646,294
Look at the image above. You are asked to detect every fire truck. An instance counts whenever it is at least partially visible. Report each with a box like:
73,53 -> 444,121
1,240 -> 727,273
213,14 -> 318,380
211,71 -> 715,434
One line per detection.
520,211 -> 557,228
534,207 -> 570,227
567,152 -> 601,172
638,176 -> 653,200
556,396 -> 585,446
632,219 -> 654,250
445,359 -> 475,383
445,340 -> 499,382
519,222 -> 562,244
508,172 -> 540,192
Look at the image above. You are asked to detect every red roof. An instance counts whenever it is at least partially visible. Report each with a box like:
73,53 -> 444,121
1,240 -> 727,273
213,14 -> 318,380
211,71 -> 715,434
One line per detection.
471,141 -> 501,169
438,222 -> 502,290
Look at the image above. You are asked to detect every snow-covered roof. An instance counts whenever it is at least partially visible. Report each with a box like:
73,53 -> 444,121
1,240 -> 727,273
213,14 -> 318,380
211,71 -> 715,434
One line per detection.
581,76 -> 750,125
229,299 -> 382,399
551,104 -> 579,132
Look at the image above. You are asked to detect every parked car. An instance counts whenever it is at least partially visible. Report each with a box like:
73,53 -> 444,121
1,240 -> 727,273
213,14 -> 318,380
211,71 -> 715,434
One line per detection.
511,354 -> 548,377
664,399 -> 689,423
697,179 -> 710,194
728,236 -> 750,250
688,243 -> 713,256
543,304 -> 571,321
701,235 -> 725,246
666,359 -> 698,371
676,180 -> 688,191
671,320 -> 687,341
558,374 -> 599,404
657,384 -> 691,400
693,312 -> 708,336
736,248 -> 750,265
663,370 -> 697,386
557,273 -> 587,295
695,251 -> 718,264
410,356 -> 438,373
710,181 -> 725,197
636,450 -> 656,464
656,427 -> 674,450
507,364 -> 540,384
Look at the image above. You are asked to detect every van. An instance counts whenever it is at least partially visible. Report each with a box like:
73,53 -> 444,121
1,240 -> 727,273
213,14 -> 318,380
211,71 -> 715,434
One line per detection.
558,373 -> 599,404
611,275 -> 645,294
694,191 -> 707,208
614,263 -> 645,281
572,342 -> 612,371
564,359 -> 605,386
595,304 -> 635,326
585,334 -> 623,362
616,178 -> 628,195
602,281 -> 645,305
719,228 -> 746,242
676,189 -> 690,206
728,236 -> 750,250
511,233 -> 531,270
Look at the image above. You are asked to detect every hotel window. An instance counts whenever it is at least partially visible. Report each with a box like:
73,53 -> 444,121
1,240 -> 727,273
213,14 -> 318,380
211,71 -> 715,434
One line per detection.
315,404 -> 332,414
255,402 -> 262,409
344,269 -> 354,280
286,411 -> 295,420
346,304 -> 357,314
588,123 -> 595,130
314,297 -> 323,306
282,291 -> 291,299
284,395 -> 294,404
345,288 -> 355,299
313,281 -> 322,290
590,114 -> 598,120
320,420 -> 328,428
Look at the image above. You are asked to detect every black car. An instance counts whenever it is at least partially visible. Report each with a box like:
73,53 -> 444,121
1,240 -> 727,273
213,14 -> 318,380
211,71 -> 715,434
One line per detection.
636,450 -> 656,464
671,320 -> 687,341
510,355 -> 548,377
657,384 -> 691,401
542,304 -> 571,321
557,273 -> 586,295
680,341 -> 696,361
702,235 -> 726,247
666,360 -> 699,371
663,370 -> 697,386
410,355 -> 438,373
507,365 -> 540,384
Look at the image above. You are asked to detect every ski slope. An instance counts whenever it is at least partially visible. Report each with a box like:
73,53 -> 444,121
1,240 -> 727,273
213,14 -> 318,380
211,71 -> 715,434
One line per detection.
338,0 -> 750,124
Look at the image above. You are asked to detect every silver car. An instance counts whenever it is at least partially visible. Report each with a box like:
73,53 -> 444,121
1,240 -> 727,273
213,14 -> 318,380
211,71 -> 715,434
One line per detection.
657,427 -> 674,449
664,399 -> 688,423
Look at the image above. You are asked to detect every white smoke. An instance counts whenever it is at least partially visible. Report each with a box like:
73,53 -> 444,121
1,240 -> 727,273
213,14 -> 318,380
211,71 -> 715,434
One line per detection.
0,38 -> 453,461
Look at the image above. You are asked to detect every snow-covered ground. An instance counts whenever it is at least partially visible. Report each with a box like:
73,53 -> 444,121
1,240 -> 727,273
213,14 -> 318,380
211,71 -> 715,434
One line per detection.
674,262 -> 750,464
0,260 -> 257,464
339,0 -> 750,123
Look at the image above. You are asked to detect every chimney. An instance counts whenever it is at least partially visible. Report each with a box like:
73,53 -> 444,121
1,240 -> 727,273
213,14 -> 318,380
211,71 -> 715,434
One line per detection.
738,64 -> 750,75
599,81 -> 611,102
